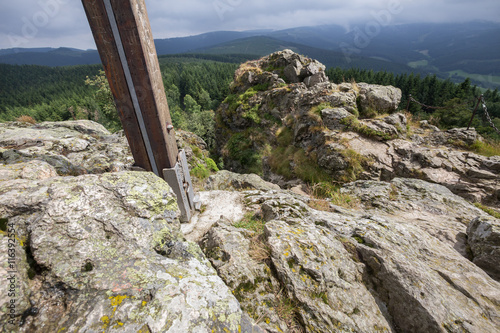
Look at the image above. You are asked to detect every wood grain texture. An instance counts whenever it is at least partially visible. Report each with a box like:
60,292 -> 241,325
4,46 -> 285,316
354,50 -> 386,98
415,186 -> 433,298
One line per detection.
110,0 -> 178,170
81,0 -> 179,172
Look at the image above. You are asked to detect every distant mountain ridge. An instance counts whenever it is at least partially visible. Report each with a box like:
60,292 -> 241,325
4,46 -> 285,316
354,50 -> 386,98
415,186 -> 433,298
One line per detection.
0,47 -> 101,67
1,22 -> 499,88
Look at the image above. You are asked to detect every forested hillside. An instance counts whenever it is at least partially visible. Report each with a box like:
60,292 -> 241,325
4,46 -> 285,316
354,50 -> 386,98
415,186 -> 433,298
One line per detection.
0,55 -> 241,144
1,54 -> 499,151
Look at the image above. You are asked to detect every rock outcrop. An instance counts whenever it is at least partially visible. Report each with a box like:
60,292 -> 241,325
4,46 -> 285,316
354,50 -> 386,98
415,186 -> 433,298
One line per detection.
216,50 -> 402,174
0,120 -> 213,181
215,50 -> 499,207
467,216 -> 500,280
0,120 -> 133,176
337,127 -> 500,205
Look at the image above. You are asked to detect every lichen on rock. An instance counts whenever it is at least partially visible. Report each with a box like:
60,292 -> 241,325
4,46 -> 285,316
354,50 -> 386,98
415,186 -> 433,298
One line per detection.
0,171 -> 262,332
198,181 -> 500,332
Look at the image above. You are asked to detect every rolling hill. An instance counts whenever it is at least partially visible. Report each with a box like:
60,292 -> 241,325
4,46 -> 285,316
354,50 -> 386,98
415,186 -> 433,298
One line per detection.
194,36 -> 418,75
0,22 -> 499,88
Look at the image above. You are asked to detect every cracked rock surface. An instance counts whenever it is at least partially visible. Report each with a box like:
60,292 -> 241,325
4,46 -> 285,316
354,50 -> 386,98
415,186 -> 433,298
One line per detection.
0,171 -> 263,332
198,177 -> 500,332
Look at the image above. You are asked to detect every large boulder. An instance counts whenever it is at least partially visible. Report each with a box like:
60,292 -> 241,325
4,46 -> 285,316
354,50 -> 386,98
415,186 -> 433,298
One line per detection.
204,170 -> 281,192
467,216 -> 500,281
261,49 -> 328,86
0,171 -> 262,332
357,83 -> 402,114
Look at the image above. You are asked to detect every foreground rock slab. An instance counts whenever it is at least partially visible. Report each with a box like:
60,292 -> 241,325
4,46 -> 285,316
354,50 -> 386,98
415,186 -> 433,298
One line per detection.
0,171 -> 262,332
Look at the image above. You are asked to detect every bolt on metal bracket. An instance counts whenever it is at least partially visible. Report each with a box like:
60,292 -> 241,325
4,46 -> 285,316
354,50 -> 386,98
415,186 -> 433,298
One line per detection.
163,149 -> 201,223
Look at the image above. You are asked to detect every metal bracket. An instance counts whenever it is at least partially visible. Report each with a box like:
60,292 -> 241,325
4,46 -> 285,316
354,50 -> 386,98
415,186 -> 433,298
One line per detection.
163,149 -> 201,222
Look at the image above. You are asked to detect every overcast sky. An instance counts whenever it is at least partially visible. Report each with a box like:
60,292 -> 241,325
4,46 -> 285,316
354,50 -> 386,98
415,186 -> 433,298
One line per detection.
1,0 -> 499,50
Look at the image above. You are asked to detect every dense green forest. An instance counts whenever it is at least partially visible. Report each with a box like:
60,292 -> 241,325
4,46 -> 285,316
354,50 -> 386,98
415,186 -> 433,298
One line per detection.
0,54 -> 242,142
1,54 -> 499,150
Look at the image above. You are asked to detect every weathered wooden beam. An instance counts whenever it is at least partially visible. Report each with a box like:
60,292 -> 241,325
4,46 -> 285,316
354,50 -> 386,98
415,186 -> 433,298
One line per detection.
82,0 -> 199,222
82,0 -> 152,172
81,0 -> 178,174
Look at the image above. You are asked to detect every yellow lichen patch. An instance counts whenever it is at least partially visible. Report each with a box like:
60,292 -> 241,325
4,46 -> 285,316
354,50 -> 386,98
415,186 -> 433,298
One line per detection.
101,315 -> 110,330
99,295 -> 130,330
113,321 -> 124,329
109,294 -> 128,307
290,229 -> 305,235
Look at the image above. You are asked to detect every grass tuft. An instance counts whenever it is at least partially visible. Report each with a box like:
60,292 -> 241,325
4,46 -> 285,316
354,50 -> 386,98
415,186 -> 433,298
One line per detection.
248,235 -> 271,262
474,203 -> 500,219
234,212 -> 266,234
469,140 -> 500,157
16,115 -> 36,124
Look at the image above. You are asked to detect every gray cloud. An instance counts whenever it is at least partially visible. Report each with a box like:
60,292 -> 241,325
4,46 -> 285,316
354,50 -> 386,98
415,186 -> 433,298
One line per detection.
0,0 -> 499,49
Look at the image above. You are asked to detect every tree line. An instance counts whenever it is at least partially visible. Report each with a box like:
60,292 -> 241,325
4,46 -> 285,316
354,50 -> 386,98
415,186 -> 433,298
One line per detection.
0,56 -> 239,148
1,55 -> 499,147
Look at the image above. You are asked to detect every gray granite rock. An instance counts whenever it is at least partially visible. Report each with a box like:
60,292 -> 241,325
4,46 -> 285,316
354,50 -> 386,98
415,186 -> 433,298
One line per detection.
0,171 -> 263,332
198,182 -> 500,332
467,216 -> 500,281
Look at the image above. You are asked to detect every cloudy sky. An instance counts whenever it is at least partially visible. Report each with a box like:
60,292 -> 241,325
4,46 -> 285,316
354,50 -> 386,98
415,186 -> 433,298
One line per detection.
1,0 -> 499,50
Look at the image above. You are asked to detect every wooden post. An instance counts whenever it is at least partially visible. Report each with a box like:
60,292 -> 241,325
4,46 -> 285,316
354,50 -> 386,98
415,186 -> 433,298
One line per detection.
82,0 -> 199,221
406,94 -> 412,111
81,0 -> 178,175
467,95 -> 482,130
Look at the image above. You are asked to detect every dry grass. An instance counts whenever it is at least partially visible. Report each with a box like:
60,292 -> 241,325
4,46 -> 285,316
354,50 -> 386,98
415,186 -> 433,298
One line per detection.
308,199 -> 334,212
350,78 -> 360,93
235,61 -> 263,77
16,115 -> 36,124
274,289 -> 303,332
404,111 -> 420,128
307,183 -> 360,210
429,114 -> 441,127
248,235 -> 271,262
